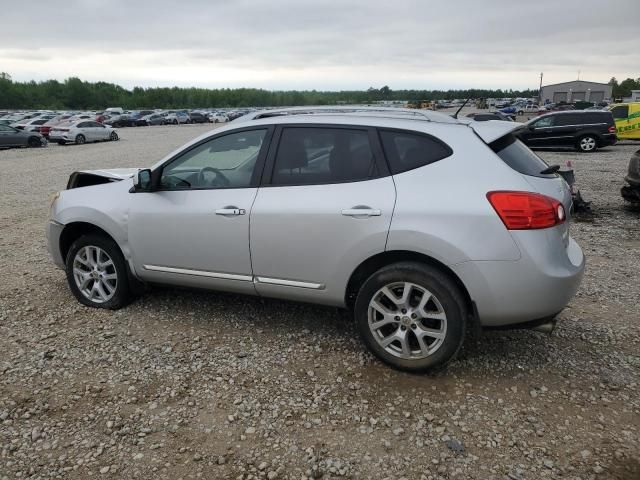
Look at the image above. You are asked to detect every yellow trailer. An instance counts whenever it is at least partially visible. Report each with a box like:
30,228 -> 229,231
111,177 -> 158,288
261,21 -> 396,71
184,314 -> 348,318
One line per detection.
609,102 -> 640,140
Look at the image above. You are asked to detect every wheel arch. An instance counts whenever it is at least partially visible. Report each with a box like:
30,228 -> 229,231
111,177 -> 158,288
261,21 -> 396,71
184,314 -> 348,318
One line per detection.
345,250 -> 474,317
59,221 -> 144,293
59,222 -> 119,263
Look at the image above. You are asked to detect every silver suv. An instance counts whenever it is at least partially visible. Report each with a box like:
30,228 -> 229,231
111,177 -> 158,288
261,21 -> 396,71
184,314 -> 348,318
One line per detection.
47,107 -> 585,372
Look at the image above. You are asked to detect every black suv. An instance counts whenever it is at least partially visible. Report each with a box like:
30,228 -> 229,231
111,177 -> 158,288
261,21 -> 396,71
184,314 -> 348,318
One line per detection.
516,110 -> 616,152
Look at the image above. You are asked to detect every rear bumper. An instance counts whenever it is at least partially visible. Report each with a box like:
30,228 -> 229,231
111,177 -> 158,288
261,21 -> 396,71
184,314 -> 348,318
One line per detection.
46,220 -> 65,269
600,133 -> 617,146
452,233 -> 585,327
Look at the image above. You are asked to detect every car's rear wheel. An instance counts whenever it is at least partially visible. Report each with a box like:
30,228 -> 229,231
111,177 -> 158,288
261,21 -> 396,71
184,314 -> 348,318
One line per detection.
65,234 -> 131,309
75,134 -> 86,145
27,136 -> 41,148
577,135 -> 597,152
517,110 -> 524,115
354,262 -> 466,373
110,131 -> 119,141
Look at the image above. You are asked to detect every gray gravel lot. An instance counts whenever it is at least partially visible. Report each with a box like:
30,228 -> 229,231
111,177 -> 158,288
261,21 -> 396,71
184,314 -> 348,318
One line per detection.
0,124 -> 638,480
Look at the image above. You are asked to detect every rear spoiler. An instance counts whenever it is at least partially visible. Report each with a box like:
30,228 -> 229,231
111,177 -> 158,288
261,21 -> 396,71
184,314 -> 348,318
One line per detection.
466,119 -> 526,144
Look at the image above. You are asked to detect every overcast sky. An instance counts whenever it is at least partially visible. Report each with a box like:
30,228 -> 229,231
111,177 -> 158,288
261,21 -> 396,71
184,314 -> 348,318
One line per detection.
1,0 -> 638,91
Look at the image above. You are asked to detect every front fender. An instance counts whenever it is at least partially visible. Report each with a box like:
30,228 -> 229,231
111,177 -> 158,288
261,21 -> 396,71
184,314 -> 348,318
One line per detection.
51,180 -> 133,263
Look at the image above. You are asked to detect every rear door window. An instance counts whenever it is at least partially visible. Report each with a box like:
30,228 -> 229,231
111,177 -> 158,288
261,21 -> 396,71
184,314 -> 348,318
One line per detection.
491,134 -> 555,178
272,127 -> 377,185
379,130 -> 452,174
555,114 -> 582,126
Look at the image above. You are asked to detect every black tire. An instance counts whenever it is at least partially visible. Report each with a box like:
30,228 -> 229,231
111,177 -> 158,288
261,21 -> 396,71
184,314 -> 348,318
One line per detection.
354,262 -> 467,373
58,141 -> 66,145
517,110 -> 524,115
110,131 -> 119,141
576,134 -> 598,152
173,119 -> 178,125
65,234 -> 132,310
75,134 -> 86,145
27,136 -> 41,148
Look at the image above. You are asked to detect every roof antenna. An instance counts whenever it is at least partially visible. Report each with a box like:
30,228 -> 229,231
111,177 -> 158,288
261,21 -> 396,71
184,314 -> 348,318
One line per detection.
452,98 -> 470,119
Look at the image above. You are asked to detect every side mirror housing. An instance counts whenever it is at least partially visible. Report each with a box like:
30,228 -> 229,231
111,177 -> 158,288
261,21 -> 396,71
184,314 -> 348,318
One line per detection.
134,168 -> 153,192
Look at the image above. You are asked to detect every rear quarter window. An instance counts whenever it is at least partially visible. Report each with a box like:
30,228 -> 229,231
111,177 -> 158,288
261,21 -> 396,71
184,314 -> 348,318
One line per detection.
491,134 -> 555,178
379,129 -> 452,174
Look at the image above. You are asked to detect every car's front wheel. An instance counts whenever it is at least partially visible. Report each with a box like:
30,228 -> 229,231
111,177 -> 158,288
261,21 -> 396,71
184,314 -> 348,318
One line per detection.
65,234 -> 131,309
110,131 -> 119,141
577,135 -> 597,152
27,136 -> 42,148
354,262 -> 466,373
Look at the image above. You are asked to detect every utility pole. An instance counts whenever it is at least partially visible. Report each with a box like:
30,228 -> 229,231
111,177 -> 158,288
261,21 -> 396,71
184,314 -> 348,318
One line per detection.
539,72 -> 543,105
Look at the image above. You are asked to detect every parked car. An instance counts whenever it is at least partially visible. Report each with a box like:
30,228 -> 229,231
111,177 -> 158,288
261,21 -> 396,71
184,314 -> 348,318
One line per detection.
0,123 -> 47,148
49,120 -> 119,145
466,111 -> 515,122
165,111 -> 190,124
47,106 -> 584,373
105,114 -> 138,128
207,112 -> 229,123
129,110 -> 156,126
11,117 -> 55,132
515,104 -> 545,115
621,149 -> 640,206
609,102 -> 640,140
40,115 -> 74,138
498,106 -> 517,114
139,113 -> 166,126
516,110 -> 617,152
189,112 -> 208,124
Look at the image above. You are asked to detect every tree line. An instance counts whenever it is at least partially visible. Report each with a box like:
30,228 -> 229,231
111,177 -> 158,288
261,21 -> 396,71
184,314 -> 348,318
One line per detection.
0,73 -> 542,110
608,77 -> 640,99
1,72 -> 637,110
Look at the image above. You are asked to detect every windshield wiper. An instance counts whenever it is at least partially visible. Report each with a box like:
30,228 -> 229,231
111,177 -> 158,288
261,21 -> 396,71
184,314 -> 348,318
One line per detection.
540,164 -> 560,175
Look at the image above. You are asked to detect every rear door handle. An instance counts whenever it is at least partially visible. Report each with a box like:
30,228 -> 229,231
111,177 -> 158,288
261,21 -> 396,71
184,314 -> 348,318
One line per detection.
341,207 -> 381,217
215,207 -> 246,216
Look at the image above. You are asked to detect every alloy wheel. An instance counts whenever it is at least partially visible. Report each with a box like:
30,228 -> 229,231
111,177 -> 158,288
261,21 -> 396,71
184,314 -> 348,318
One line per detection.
72,246 -> 118,303
579,136 -> 596,151
368,282 -> 447,360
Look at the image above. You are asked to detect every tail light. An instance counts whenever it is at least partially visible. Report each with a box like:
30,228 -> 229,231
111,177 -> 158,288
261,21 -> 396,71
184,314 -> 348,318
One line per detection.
608,125 -> 617,134
487,191 -> 565,230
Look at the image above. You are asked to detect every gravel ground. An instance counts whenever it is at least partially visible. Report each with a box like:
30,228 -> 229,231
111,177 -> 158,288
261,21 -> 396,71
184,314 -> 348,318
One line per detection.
0,123 -> 638,480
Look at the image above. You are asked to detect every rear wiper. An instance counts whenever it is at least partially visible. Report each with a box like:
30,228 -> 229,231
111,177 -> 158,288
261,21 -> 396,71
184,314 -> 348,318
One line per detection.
540,164 -> 560,175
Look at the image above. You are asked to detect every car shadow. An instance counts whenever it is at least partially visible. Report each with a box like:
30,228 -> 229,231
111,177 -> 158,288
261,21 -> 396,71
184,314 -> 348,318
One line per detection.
131,285 -> 565,376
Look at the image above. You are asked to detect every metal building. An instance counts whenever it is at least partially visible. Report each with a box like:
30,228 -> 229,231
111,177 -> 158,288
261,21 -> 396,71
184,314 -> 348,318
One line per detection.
540,80 -> 612,104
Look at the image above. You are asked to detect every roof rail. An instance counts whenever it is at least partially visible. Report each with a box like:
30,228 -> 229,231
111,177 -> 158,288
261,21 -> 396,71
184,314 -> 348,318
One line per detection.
237,105 -> 459,124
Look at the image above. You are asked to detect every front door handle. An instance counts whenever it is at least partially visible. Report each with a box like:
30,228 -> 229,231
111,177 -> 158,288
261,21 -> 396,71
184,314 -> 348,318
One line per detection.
215,207 -> 246,216
341,207 -> 381,217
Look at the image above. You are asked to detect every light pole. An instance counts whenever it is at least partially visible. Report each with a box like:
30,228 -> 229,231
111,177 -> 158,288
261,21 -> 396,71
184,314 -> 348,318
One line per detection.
539,72 -> 543,105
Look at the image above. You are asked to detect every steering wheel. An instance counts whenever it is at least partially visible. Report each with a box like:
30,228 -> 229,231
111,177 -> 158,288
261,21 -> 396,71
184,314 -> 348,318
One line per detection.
198,166 -> 230,187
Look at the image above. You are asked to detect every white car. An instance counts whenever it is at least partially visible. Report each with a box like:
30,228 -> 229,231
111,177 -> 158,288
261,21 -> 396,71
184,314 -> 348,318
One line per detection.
11,116 -> 57,132
207,112 -> 229,123
49,120 -> 119,145
516,104 -> 546,115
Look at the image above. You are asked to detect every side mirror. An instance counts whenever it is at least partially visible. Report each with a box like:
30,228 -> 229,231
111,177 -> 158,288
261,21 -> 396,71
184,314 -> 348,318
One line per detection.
134,168 -> 153,192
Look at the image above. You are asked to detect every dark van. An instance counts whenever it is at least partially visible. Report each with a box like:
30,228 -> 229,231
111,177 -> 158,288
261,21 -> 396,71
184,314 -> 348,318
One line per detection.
516,110 -> 617,152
